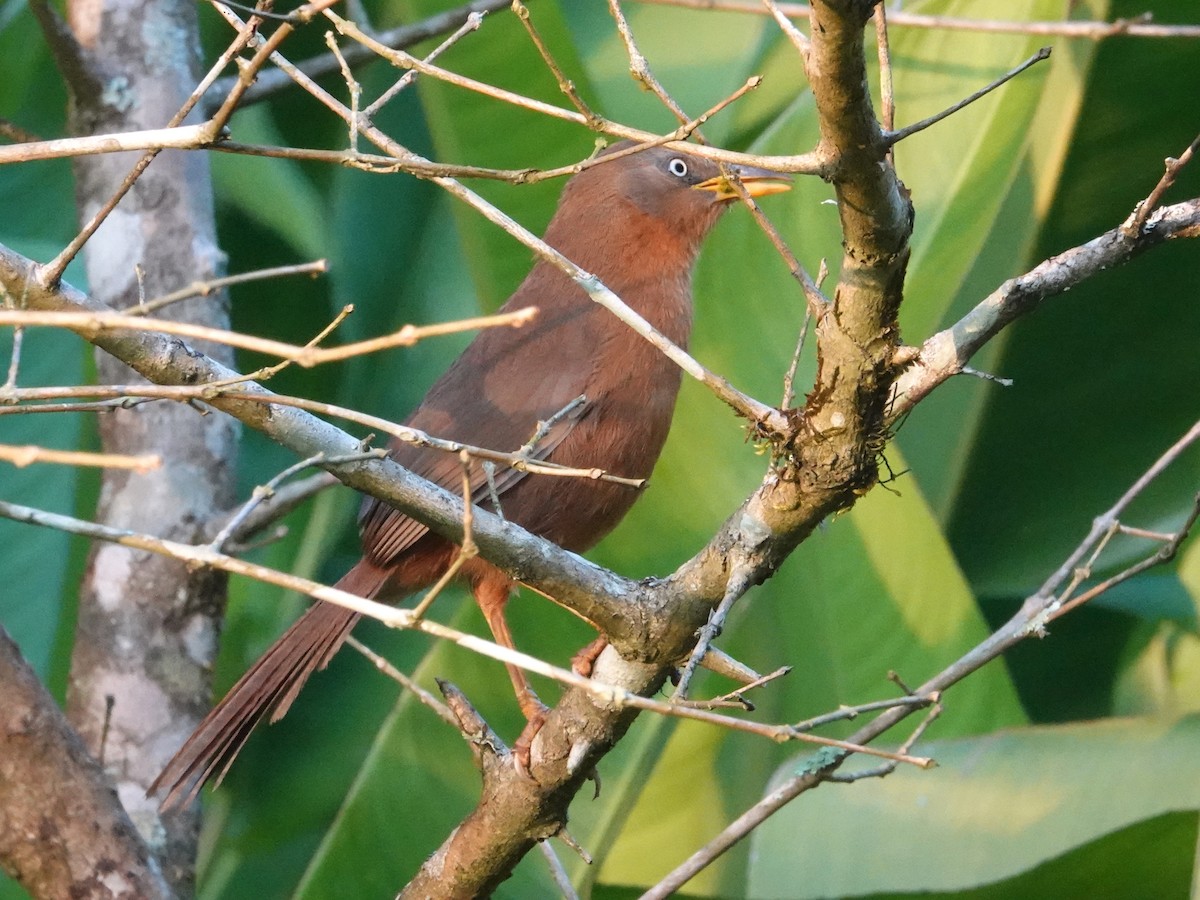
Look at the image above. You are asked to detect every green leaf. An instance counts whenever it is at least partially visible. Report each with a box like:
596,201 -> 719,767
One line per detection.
560,3 -> 772,147
945,0 -> 1200,601
212,105 -> 328,261
0,304 -> 87,681
841,811 -> 1198,900
889,0 -> 1104,517
401,0 -> 593,309
749,715 -> 1200,898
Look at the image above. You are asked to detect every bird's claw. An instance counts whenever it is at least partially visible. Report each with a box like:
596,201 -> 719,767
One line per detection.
571,636 -> 608,678
513,703 -> 549,778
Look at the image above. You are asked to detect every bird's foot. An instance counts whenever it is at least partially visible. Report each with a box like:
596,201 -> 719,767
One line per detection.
571,636 -> 608,678
513,701 -> 549,778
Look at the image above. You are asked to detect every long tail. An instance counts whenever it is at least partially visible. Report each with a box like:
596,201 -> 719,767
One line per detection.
151,562 -> 388,810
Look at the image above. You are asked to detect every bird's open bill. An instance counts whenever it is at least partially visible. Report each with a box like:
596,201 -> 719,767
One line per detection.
694,164 -> 792,201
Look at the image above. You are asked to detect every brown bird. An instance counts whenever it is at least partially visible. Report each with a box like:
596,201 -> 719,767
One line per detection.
152,141 -> 789,809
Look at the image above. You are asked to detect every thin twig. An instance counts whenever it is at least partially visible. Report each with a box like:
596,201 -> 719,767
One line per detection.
512,1 -> 599,125
326,30 -> 362,152
0,306 -> 537,368
1,288 -> 23,393
538,840 -> 582,900
1047,491 -> 1200,622
894,695 -> 944,755
827,694 -> 945,784
233,391 -> 647,487
214,472 -> 341,550
363,10 -> 484,119
0,398 -> 152,416
762,0 -> 809,57
1023,420 -> 1200,633
635,0 -> 1200,40
674,665 -> 792,711
608,0 -> 699,138
345,635 -> 459,728
0,118 -> 41,144
516,395 -> 587,457
0,444 -> 161,471
671,566 -> 752,701
792,691 -> 939,732
874,4 -> 895,147
0,123 -> 222,165
1122,131 -> 1200,235
960,366 -> 1013,386
410,450 -> 478,620
209,449 -> 385,551
128,260 -> 329,317
727,170 -> 825,315
781,259 -> 826,409
885,47 -> 1052,145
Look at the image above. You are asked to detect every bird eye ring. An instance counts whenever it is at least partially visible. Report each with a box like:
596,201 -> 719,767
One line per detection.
667,157 -> 688,178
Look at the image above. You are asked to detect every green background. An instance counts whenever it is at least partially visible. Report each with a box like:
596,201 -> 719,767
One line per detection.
1,0 -> 1199,897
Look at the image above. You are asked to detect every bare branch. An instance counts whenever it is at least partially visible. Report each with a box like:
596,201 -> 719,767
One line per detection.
363,9 -> 485,119
608,0 -> 698,135
0,123 -> 217,164
873,4 -> 894,138
762,0 -> 809,57
345,635 -> 459,728
885,47 -> 1052,146
891,197 -> 1200,415
637,0 -> 1200,39
512,1 -> 599,125
0,444 -> 161,471
205,0 -> 513,110
1122,131 -> 1200,235
0,305 -> 537,368
128,260 -> 329,317
208,449 -> 384,552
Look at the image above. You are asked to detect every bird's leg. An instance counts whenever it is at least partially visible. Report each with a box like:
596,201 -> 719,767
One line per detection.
472,578 -> 549,776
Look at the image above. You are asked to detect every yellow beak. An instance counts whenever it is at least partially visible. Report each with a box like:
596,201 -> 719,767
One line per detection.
695,164 -> 792,201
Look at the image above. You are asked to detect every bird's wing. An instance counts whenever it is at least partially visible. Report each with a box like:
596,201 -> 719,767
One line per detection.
357,294 -> 603,568
357,397 -> 591,566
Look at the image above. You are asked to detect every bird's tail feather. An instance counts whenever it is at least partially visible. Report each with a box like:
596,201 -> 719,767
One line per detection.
150,562 -> 389,811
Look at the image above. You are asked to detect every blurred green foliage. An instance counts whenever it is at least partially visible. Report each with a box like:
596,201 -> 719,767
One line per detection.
1,0 -> 1198,897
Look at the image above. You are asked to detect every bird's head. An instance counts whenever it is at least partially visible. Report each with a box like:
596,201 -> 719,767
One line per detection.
557,141 -> 791,250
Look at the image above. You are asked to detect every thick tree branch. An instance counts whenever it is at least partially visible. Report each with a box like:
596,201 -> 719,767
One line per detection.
0,629 -> 172,899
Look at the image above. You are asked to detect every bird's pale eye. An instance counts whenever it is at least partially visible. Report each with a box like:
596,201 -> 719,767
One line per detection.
667,158 -> 688,178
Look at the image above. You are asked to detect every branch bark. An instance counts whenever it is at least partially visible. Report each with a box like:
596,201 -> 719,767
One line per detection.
0,629 -> 172,899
